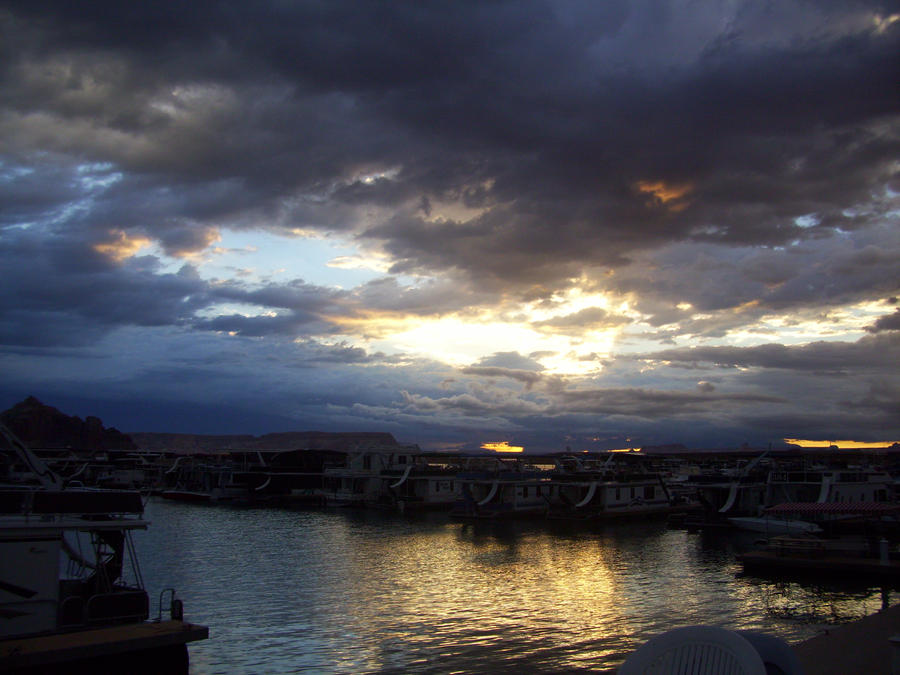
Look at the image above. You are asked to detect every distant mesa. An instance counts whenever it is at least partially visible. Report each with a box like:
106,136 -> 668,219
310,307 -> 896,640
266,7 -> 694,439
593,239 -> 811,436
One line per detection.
0,397 -> 405,454
0,396 -> 137,450
127,430 -> 402,453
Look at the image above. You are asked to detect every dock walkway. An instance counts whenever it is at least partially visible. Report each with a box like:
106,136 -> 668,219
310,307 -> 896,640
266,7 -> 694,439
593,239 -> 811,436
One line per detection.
794,603 -> 900,675
0,620 -> 208,672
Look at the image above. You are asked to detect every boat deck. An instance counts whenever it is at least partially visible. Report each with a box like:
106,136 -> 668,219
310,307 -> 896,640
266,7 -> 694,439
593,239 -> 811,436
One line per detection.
0,620 -> 208,671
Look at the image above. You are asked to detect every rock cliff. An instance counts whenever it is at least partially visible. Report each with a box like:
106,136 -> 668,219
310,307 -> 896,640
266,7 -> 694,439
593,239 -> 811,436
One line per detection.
0,396 -> 137,450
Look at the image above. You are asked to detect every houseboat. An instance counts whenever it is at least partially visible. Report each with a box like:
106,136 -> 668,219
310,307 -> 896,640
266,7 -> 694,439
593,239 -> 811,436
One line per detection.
1,424 -> 207,673
450,456 -> 556,519
548,454 -> 672,520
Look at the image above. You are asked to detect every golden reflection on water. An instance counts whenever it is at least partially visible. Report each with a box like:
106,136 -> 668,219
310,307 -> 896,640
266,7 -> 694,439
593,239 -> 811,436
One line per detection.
136,502 -> 892,674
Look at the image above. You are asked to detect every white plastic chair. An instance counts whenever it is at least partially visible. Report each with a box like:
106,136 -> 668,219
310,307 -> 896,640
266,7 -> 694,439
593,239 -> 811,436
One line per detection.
618,625 -> 768,675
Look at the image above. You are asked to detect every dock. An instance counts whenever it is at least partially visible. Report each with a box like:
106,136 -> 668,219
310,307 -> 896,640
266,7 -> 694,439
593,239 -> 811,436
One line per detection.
794,603 -> 900,674
0,620 -> 208,673
737,549 -> 900,581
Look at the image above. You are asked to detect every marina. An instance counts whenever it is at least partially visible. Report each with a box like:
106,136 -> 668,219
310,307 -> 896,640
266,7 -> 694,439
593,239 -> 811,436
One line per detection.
4,405 -> 900,672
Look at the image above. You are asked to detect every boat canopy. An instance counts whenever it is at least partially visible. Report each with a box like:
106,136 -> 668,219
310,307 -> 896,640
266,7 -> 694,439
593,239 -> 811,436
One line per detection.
765,502 -> 900,516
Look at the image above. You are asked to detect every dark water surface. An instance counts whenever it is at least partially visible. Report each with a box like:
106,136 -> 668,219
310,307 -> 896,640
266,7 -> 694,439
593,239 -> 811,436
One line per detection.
133,499 -> 887,674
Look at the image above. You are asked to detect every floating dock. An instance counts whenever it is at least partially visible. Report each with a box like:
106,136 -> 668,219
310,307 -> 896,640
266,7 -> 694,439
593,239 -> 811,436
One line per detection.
737,550 -> 900,581
0,620 -> 208,673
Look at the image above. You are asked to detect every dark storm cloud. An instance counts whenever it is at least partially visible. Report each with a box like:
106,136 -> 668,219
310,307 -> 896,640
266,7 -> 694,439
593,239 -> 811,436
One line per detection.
643,333 -> 900,373
868,308 -> 900,332
0,225 -> 351,346
552,387 -> 782,418
2,0 -> 897,299
604,225 -> 900,337
0,228 -> 208,344
2,0 -> 899,445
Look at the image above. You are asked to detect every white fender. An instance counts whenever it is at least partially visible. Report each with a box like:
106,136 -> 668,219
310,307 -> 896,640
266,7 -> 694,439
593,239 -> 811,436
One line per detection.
389,464 -> 414,489
718,483 -> 738,513
477,481 -> 499,506
574,482 -> 598,508
816,474 -> 832,503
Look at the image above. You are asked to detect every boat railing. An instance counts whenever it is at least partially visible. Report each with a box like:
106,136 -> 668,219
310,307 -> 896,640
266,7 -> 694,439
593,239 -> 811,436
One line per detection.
156,588 -> 185,622
85,589 -> 150,625
57,588 -> 150,629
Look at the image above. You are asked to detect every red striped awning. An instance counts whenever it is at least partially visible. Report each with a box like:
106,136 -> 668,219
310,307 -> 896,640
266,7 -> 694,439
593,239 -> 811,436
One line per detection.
765,502 -> 900,516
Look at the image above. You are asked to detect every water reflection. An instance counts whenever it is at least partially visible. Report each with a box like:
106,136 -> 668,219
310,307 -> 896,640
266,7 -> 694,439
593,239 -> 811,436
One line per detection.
134,500 -> 889,674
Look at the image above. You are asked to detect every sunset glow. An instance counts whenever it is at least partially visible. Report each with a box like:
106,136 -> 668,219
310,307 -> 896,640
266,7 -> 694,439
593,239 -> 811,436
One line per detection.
784,439 -> 899,449
482,442 -> 524,453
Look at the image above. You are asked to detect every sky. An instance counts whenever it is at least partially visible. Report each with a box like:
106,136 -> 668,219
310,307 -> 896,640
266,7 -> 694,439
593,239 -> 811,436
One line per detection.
1,1 -> 898,452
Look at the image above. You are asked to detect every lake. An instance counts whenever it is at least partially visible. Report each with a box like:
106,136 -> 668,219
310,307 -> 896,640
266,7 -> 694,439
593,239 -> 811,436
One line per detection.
133,498 -> 888,674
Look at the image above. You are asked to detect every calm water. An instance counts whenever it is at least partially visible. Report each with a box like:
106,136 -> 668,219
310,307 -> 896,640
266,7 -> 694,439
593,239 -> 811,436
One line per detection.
132,499 -> 888,674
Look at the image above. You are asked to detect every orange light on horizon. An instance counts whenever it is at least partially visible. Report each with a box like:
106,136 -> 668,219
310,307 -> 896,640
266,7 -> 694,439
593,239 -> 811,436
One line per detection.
482,441 -> 524,453
608,447 -> 640,453
784,438 -> 899,449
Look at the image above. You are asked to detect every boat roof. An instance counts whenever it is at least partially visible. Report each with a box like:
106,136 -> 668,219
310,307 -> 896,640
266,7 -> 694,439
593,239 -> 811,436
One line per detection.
765,502 -> 900,515
0,488 -> 144,515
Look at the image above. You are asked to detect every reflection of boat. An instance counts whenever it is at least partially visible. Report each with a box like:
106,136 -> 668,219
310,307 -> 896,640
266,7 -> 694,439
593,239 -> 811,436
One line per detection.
1,424 -> 207,672
727,516 -> 822,535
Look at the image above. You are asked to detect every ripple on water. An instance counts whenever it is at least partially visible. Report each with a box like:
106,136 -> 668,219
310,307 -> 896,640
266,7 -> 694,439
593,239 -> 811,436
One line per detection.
134,500 -> 889,673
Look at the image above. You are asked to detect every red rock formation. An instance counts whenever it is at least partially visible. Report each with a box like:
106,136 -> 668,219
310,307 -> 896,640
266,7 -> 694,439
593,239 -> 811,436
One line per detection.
0,396 -> 136,450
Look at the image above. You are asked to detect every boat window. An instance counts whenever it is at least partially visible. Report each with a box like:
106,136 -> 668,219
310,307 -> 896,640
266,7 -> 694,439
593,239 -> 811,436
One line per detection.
644,486 -> 655,499
615,488 -> 621,501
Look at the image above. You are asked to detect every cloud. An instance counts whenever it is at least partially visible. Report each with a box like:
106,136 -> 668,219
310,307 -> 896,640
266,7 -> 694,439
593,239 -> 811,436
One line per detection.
2,1 -> 899,448
867,308 -> 900,332
532,307 -> 629,332
460,366 -> 545,389
641,333 -> 900,374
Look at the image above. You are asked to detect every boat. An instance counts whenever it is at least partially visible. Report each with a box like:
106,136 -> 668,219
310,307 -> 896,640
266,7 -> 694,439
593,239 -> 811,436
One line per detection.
765,467 -> 894,505
727,516 -> 822,535
548,454 -> 673,520
450,456 -> 555,519
1,424 -> 208,673
736,502 -> 900,582
378,453 -> 462,511
320,444 -> 425,507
